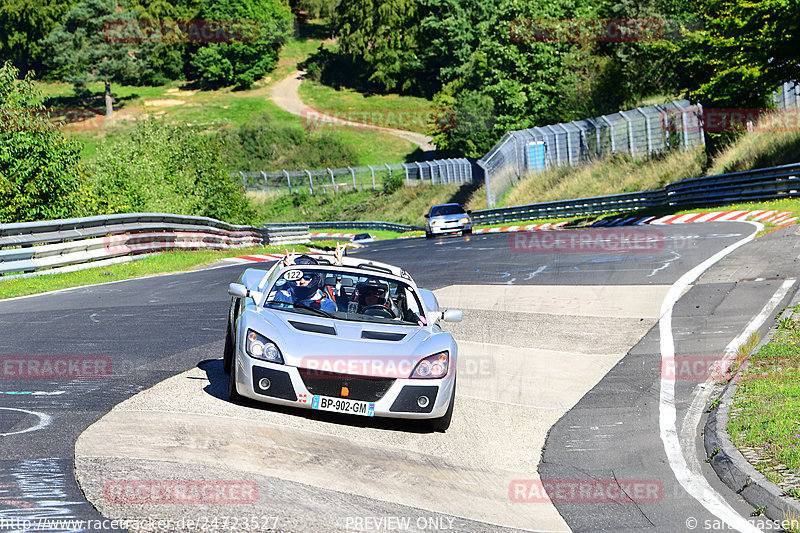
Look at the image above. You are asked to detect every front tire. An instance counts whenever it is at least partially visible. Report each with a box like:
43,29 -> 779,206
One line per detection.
223,320 -> 234,374
425,230 -> 433,239
429,377 -> 456,432
228,355 -> 244,404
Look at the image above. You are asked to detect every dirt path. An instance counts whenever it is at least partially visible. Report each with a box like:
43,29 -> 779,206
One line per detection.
271,70 -> 436,152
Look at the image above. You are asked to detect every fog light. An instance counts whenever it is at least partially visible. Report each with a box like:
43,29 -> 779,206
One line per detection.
417,395 -> 429,408
259,378 -> 271,390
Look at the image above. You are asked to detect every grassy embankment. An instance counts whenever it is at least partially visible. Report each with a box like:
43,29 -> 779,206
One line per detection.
728,305 -> 800,507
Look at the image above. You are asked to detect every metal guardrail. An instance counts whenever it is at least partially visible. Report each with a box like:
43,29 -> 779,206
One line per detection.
471,162 -> 800,224
0,213 -> 310,278
265,221 -> 424,233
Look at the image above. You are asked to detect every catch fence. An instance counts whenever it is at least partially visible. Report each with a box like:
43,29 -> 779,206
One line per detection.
236,159 -> 472,195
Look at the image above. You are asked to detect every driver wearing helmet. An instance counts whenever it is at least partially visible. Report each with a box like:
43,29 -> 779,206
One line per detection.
351,279 -> 400,317
273,270 -> 337,312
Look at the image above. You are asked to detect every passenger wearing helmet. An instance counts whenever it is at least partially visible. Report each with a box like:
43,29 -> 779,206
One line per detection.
273,270 -> 337,312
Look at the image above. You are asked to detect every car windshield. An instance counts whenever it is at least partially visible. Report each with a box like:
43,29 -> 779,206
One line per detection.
430,205 -> 465,217
264,267 -> 426,325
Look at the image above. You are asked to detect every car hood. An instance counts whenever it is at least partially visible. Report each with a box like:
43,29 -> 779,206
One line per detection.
244,308 -> 455,377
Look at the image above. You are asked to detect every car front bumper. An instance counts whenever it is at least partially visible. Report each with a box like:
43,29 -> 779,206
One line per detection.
232,353 -> 454,420
428,221 -> 472,235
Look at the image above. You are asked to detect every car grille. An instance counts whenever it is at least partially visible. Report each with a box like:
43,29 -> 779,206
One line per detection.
298,368 -> 395,402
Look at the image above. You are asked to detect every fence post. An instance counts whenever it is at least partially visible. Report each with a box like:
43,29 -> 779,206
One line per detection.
415,161 -> 424,182
283,170 -> 291,191
240,171 -> 246,190
305,169 -> 314,195
636,108 -> 653,155
328,168 -> 336,192
348,166 -> 356,190
368,165 -> 375,189
260,171 -> 268,194
600,116 -> 616,153
619,110 -> 635,156
385,163 -> 392,181
403,163 -> 409,185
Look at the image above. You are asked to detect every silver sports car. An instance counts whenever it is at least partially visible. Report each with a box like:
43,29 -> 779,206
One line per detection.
223,254 -> 462,431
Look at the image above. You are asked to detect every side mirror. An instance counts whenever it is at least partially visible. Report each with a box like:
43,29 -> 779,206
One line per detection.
424,213 -> 430,218
228,283 -> 247,298
467,210 -> 472,215
228,283 -> 263,305
441,309 -> 463,323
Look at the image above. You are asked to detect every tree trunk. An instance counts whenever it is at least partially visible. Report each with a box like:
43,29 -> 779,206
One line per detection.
104,80 -> 113,118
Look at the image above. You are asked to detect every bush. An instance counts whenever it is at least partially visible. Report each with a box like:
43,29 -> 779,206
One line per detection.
0,62 -> 93,223
220,112 -> 359,170
91,119 -> 255,224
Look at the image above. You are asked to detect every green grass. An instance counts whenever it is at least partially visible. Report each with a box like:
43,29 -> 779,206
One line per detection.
0,245 -> 306,300
728,313 -> 800,486
298,79 -> 435,134
249,181 -> 482,226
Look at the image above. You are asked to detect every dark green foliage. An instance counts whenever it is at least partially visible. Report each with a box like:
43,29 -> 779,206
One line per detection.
675,0 -> 800,159
44,0 -> 144,88
0,62 -> 92,223
220,112 -> 359,171
188,0 -> 292,88
91,119 -> 255,224
334,0 -> 421,93
0,0 -> 77,75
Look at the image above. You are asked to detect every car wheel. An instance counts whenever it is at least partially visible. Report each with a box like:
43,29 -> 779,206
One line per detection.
223,319 -> 234,374
462,228 -> 472,236
228,354 -> 245,404
429,377 -> 456,432
425,230 -> 432,239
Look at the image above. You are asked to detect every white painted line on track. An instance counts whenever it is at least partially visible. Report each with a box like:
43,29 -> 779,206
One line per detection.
0,407 -> 52,436
659,221 -> 765,533
681,278 -> 796,482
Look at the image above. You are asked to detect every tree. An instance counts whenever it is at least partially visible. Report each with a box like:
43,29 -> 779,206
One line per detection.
0,62 -> 92,223
334,0 -> 421,93
189,0 -> 293,88
678,0 -> 800,158
0,0 -> 77,75
44,0 -> 143,118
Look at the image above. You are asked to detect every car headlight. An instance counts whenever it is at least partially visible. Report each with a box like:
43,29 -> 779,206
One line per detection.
430,219 -> 443,226
246,330 -> 284,363
459,216 -> 470,224
410,351 -> 449,379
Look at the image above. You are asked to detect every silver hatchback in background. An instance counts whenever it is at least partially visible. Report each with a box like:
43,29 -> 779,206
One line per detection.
424,203 -> 473,238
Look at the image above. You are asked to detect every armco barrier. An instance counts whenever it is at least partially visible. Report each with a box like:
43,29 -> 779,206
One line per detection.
0,213 -> 310,278
471,162 -> 800,224
265,221 -> 424,233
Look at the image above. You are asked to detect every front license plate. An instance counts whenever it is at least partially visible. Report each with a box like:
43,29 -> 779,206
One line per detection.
311,395 -> 374,417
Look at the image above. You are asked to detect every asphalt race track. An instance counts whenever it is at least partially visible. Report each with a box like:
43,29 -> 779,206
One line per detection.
1,222 -> 799,532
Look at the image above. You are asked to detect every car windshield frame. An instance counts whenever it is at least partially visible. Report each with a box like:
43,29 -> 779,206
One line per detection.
430,204 -> 466,217
263,266 -> 428,326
